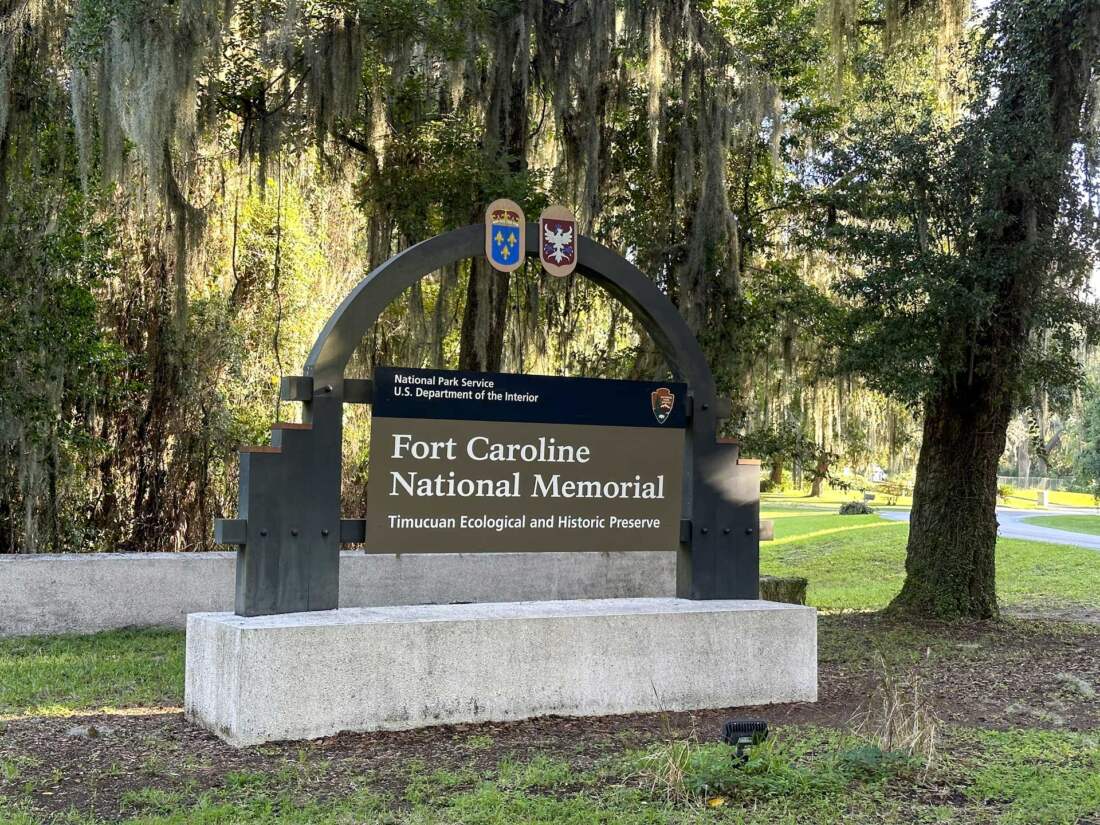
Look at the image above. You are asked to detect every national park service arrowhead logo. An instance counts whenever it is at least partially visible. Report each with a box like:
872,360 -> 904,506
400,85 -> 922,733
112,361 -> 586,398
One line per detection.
539,205 -> 577,277
651,387 -> 675,424
486,198 -> 525,273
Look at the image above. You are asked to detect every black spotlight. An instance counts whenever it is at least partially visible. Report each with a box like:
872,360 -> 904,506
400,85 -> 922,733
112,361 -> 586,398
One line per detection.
722,719 -> 768,764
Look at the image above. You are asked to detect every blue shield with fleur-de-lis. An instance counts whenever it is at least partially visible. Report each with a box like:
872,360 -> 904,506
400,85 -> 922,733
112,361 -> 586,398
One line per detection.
484,199 -> 525,272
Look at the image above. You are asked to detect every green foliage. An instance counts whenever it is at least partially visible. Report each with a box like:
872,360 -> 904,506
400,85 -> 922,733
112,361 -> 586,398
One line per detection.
839,500 -> 873,515
6,0 -> 1094,564
366,110 -> 547,241
0,189 -> 127,552
1071,380 -> 1100,497
818,2 -> 1100,408
815,0 -> 1100,620
716,0 -> 826,98
742,421 -> 838,490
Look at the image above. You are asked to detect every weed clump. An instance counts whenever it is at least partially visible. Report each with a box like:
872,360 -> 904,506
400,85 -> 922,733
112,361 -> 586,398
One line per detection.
851,654 -> 940,768
629,726 -> 918,807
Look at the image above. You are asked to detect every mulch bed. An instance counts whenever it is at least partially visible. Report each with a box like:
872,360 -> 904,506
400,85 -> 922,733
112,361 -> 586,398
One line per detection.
2,614 -> 1098,821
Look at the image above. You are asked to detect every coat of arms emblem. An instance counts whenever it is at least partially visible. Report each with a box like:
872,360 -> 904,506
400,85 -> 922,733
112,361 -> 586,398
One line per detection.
651,387 -> 675,424
485,199 -> 525,273
539,205 -> 578,277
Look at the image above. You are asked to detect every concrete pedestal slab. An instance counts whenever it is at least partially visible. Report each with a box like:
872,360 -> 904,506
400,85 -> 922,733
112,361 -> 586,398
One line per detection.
185,598 -> 817,747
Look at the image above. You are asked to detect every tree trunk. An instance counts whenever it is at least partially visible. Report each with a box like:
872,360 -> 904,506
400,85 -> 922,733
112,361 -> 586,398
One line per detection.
1015,428 -> 1029,480
769,461 -> 783,486
457,5 -> 529,371
458,260 -> 512,372
810,457 -> 828,497
1033,394 -> 1051,476
890,383 -> 1009,619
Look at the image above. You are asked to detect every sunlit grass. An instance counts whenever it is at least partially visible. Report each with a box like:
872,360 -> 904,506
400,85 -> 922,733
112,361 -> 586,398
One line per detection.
1046,489 -> 1099,508
762,513 -> 1100,612
0,629 -> 183,718
1021,514 -> 1100,536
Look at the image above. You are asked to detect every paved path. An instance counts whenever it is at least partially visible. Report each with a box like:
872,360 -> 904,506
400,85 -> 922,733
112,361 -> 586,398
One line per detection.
878,507 -> 1100,550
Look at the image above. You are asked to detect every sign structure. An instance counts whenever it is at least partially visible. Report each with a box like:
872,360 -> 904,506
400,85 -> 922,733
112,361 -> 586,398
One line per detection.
539,205 -> 577,277
366,367 -> 687,553
216,219 -> 762,616
485,199 -> 525,272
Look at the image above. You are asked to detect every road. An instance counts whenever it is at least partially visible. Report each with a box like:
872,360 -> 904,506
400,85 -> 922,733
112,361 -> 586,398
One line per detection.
877,507 -> 1100,550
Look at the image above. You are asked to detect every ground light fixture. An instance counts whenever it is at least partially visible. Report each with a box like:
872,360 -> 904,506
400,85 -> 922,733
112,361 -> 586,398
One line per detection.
722,719 -> 769,763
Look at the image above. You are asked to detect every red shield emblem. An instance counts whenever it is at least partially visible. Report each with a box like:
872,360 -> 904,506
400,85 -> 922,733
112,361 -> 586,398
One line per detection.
651,387 -> 675,424
539,205 -> 577,277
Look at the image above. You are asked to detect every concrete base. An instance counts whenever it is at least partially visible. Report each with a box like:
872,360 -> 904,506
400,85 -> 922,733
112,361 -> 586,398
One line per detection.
185,598 -> 817,747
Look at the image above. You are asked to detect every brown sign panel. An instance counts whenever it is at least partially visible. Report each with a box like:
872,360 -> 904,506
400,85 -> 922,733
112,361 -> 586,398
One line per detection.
365,367 -> 686,553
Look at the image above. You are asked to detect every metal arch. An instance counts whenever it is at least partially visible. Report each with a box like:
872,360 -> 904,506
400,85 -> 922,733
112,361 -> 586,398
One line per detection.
302,222 -> 756,599
304,224 -> 718,409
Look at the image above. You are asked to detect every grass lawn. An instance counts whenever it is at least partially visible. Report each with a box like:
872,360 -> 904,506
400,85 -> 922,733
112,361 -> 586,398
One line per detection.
1,510 -> 1098,824
761,510 -> 1100,612
1022,514 -> 1100,536
0,630 -> 182,719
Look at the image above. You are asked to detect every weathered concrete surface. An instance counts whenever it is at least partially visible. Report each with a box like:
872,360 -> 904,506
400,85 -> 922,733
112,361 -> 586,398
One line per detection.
185,598 -> 817,746
0,552 -> 237,638
0,551 -> 675,637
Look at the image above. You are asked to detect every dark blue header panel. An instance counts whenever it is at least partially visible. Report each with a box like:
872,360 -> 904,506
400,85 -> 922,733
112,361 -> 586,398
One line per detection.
372,367 -> 687,429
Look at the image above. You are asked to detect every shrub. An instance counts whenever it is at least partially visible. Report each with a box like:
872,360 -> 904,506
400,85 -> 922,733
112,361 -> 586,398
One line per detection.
840,501 -> 874,515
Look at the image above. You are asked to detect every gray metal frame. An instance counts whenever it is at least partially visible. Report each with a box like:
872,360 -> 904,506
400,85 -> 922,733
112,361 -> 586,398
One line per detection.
217,224 -> 760,616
